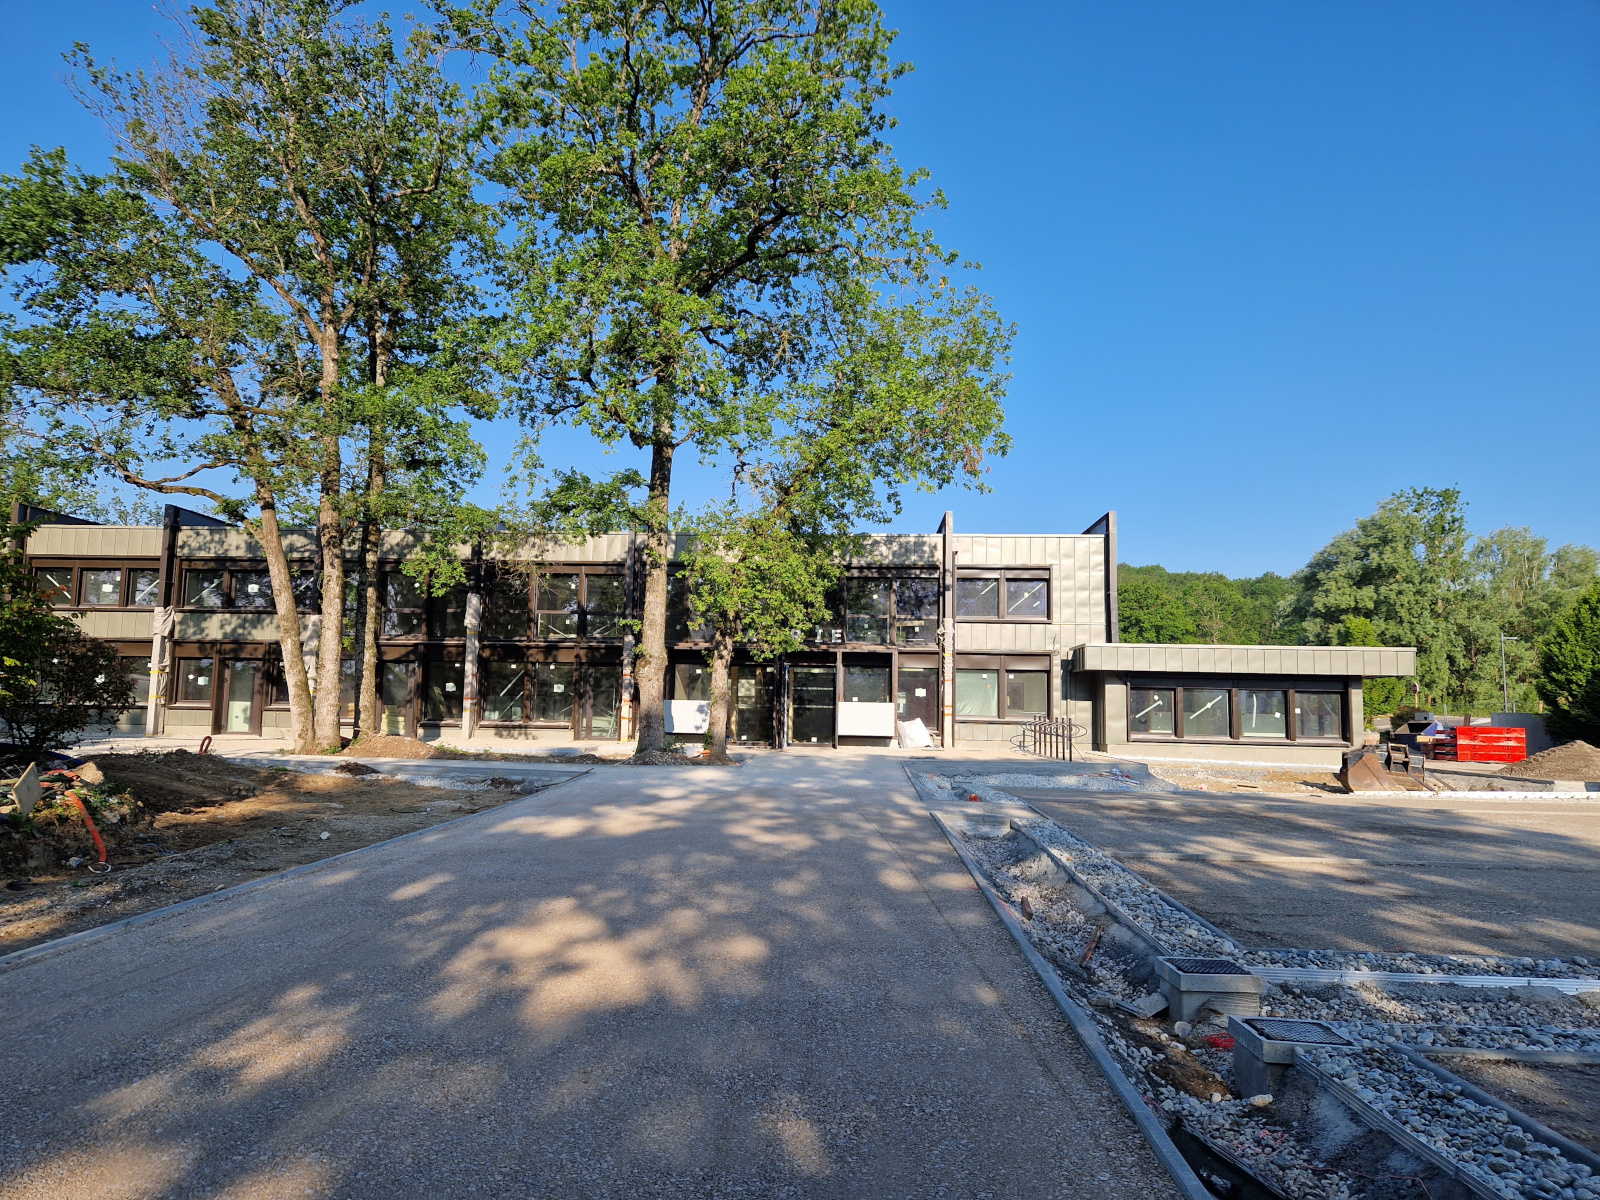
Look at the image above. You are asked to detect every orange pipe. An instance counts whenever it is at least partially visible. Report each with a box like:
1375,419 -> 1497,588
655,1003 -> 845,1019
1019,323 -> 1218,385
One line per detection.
65,790 -> 109,872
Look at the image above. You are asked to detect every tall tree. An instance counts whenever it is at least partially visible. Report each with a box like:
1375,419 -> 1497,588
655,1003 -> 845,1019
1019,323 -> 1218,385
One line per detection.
3,2 -> 489,751
1536,581 -> 1600,744
456,0 -> 1011,752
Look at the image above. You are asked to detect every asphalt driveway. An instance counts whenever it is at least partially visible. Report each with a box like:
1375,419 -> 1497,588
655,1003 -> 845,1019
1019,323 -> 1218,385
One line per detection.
0,752 -> 1178,1200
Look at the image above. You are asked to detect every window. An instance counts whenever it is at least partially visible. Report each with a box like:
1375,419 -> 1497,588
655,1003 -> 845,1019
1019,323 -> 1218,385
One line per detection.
81,568 -> 123,607
674,663 -> 710,702
130,568 -> 161,607
291,570 -> 320,612
667,573 -> 713,641
36,567 -> 73,606
424,660 -> 464,720
1240,689 -> 1286,739
1130,687 -> 1175,735
382,572 -> 425,636
1182,687 -> 1230,738
185,570 -> 225,608
482,661 -> 527,721
536,574 -> 579,639
1006,577 -> 1047,619
1296,692 -> 1342,740
177,657 -> 215,703
236,570 -> 274,609
957,571 -> 1049,622
955,670 -> 999,717
336,659 -> 359,719
124,656 -> 152,705
434,585 -> 469,639
955,578 -> 998,619
1005,670 -> 1049,717
844,580 -> 890,644
894,578 -> 938,645
584,574 -> 625,639
484,573 -> 530,639
843,665 -> 890,704
530,662 -> 574,723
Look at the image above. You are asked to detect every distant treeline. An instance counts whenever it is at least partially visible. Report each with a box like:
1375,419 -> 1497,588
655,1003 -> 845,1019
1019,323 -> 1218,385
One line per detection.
1118,488 -> 1599,717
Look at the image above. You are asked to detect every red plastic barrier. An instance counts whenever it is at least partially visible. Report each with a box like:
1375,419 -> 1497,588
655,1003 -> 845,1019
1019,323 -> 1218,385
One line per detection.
1451,726 -> 1527,764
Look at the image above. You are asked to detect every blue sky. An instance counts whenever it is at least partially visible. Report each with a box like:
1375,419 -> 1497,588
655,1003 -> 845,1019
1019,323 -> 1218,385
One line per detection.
3,1 -> 1596,575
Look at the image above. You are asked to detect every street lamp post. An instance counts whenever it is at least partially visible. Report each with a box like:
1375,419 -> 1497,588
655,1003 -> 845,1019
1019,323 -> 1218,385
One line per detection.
1500,634 -> 1519,713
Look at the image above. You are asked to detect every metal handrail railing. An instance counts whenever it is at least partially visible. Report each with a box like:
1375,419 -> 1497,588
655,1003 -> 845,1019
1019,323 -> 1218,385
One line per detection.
1012,715 -> 1088,761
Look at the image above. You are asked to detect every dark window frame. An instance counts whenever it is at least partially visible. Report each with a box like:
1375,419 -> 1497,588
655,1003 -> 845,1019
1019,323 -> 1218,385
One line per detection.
955,569 -> 1051,624
953,654 -> 1052,722
31,560 -> 162,610
1125,679 -> 1349,744
175,562 -> 321,613
806,570 -> 941,647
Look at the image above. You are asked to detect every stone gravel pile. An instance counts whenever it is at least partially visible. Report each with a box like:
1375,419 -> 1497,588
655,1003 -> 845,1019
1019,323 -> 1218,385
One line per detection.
950,813 -> 1600,1199
1303,1043 -> 1599,1199
1242,946 -> 1599,982
1267,981 -> 1600,1041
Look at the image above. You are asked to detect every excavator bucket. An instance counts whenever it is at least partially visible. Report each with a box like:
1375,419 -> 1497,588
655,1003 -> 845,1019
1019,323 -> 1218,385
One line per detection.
1340,744 -> 1429,793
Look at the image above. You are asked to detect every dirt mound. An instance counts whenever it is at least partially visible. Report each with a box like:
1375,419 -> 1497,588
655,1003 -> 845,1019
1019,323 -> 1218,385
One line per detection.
1499,740 -> 1600,783
339,734 -> 437,759
628,749 -> 738,766
92,750 -> 288,812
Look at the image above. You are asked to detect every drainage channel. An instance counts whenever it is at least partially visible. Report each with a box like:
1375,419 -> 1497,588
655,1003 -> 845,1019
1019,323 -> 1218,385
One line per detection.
917,767 -> 1600,1200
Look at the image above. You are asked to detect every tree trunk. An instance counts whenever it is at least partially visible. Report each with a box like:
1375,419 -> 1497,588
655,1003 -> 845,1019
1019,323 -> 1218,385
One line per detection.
706,627 -> 734,760
253,490 -> 316,754
633,434 -> 675,754
354,321 -> 390,742
312,323 -> 345,750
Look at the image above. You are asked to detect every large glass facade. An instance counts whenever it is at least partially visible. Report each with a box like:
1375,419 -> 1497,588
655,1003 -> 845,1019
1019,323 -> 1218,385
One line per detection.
955,669 -> 999,717
790,666 -> 835,743
424,660 -> 464,720
843,664 -> 889,704
236,571 -> 273,609
844,580 -> 890,644
955,578 -> 999,618
1130,687 -> 1175,735
131,568 -> 161,607
81,568 -> 123,607
1296,692 -> 1342,740
1240,689 -> 1287,738
482,661 -> 528,721
185,570 -> 225,608
484,573 -> 530,639
537,574 -> 579,639
894,579 -> 939,644
530,662 -> 575,724
383,573 -> 425,636
584,575 -> 625,639
1182,687 -> 1230,738
1005,670 -> 1049,717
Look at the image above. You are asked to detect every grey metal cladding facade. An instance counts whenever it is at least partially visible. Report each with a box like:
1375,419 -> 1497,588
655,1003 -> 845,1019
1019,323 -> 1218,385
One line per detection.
1069,643 -> 1416,677
27,526 -> 163,558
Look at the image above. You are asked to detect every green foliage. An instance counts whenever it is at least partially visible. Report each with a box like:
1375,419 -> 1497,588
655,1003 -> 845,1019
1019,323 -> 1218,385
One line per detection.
1535,582 -> 1600,744
1292,489 -> 1596,714
0,523 -> 133,762
1118,565 -> 1295,645
456,0 -> 1012,748
1118,578 -> 1197,643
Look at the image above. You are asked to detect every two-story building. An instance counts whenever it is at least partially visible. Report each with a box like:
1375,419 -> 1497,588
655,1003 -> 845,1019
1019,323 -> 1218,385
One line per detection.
20,505 -> 1414,763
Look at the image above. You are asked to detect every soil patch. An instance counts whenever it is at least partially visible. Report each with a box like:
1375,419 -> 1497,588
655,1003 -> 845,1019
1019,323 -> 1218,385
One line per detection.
1440,1057 -> 1600,1154
339,734 -> 437,759
0,751 -> 578,955
1500,740 -> 1600,783
1142,762 -> 1343,795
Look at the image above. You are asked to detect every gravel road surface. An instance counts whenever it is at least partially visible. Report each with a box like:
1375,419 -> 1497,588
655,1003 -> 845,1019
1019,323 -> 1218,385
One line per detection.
1,752 -> 1179,1199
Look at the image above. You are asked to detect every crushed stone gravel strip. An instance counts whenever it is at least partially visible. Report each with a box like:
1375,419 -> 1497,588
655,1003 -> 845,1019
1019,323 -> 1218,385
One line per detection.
931,811 -> 1215,1200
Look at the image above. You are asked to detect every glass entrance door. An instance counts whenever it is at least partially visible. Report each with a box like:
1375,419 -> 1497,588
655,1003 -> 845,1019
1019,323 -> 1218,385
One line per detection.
732,665 -> 773,743
897,665 -> 940,738
380,662 -> 411,735
790,666 -> 835,745
225,661 -> 259,733
584,665 -> 621,739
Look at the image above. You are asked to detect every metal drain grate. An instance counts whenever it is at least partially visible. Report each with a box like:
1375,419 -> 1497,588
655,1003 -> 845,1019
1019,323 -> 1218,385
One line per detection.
1243,1018 -> 1353,1046
1163,958 -> 1251,976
